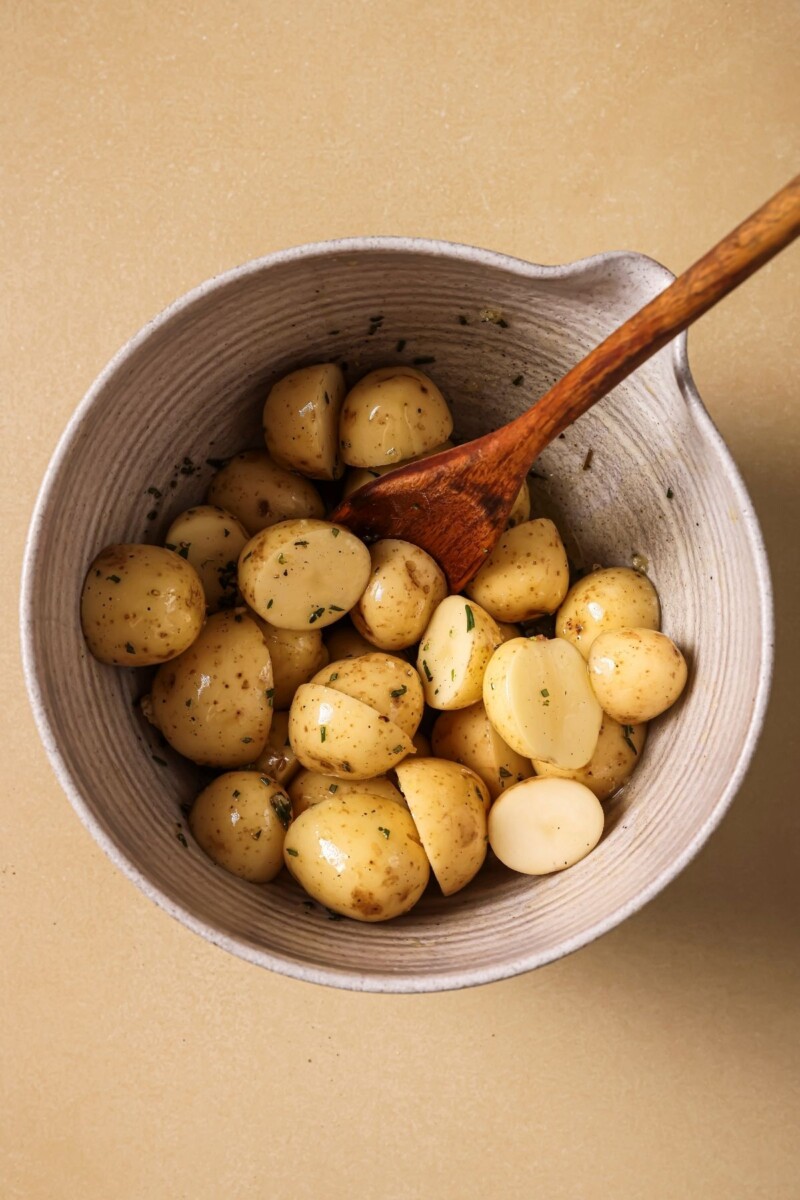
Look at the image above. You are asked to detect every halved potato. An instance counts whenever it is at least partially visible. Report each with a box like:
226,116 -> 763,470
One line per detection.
417,595 -> 502,710
288,683 -> 413,779
262,363 -> 346,480
488,776 -> 604,875
310,653 -> 424,738
395,758 -> 488,896
164,505 -> 249,613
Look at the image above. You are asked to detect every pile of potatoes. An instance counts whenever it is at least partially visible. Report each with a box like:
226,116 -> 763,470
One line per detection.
80,364 -> 688,922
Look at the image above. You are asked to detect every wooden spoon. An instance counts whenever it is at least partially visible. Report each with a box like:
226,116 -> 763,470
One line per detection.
332,175 -> 800,592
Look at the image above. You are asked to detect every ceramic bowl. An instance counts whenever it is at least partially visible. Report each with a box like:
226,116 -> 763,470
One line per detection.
20,238 -> 773,992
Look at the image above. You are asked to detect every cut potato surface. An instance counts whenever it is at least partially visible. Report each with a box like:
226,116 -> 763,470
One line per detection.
288,770 -> 406,816
353,539 -> 447,651
588,627 -> 687,723
283,795 -> 430,921
164,505 -> 249,613
532,715 -> 646,801
238,518 -> 371,629
488,777 -> 604,875
339,367 -> 453,467
288,683 -> 414,779
207,450 -> 324,535
483,637 -> 602,769
465,518 -> 569,623
418,595 -> 502,710
189,771 -> 291,883
263,363 -> 346,480
432,701 -> 533,800
395,758 -> 488,896
311,653 -> 424,738
556,567 -> 661,660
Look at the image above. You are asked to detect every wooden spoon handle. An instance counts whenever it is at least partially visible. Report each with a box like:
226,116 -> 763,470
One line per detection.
514,174 -> 800,451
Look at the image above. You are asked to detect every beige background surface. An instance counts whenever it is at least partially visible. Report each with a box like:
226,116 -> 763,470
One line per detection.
2,3 -> 799,1197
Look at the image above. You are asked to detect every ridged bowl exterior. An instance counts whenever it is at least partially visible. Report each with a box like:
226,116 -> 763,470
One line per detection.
20,239 -> 773,991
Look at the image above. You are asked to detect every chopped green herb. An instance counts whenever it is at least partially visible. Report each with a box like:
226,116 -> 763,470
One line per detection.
342,761 -> 353,773
329,605 -> 345,612
378,826 -> 391,839
457,314 -> 468,326
622,725 -> 638,755
206,457 -> 227,469
320,726 -> 327,742
152,754 -> 168,766
232,789 -> 241,798
147,510 -> 158,521
243,551 -> 253,562
266,688 -> 274,706
267,598 -> 274,609
451,668 -> 456,681
392,745 -> 404,754
308,607 -> 326,623
147,486 -> 162,498
582,448 -> 594,471
241,736 -> 253,744
294,539 -> 309,547
278,553 -> 286,564
541,689 -> 549,697
331,527 -> 340,537
125,642 -> 136,654
421,660 -> 433,682
107,574 -> 121,583
176,830 -> 188,848
512,375 -> 524,386
270,793 -> 292,830
177,546 -> 189,559
286,847 -> 299,857
328,672 -> 339,682
465,604 -> 475,632
666,487 -> 674,500
396,338 -> 406,352
390,685 -> 408,698
328,784 -> 339,794
499,767 -> 512,779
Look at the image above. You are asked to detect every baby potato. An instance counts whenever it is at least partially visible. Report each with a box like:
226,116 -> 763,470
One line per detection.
288,769 -> 406,816
556,567 -> 661,660
164,505 -> 249,613
311,654 -> 424,738
588,628 -> 688,723
207,450 -> 324,535
483,637 -> 602,769
284,795 -> 430,921
352,539 -> 448,652
507,479 -> 531,528
341,440 -> 455,498
250,617 -> 329,709
238,519 -> 371,629
81,543 -> 205,666
465,518 -> 569,623
532,716 -> 646,801
339,367 -> 453,467
288,683 -> 414,779
262,363 -> 346,480
417,595 -> 502,710
324,620 -> 377,660
189,771 -> 291,883
144,610 -> 273,767
488,776 -> 604,875
395,758 -> 488,896
252,711 -> 300,786
432,702 -> 533,801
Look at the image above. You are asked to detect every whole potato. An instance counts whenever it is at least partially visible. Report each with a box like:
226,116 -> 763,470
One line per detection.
341,440 -> 454,498
207,450 -> 324,535
288,769 -> 406,816
144,610 -> 273,767
556,567 -> 661,660
164,505 -> 249,613
311,653 -> 424,738
283,795 -> 430,921
588,628 -> 687,723
81,543 -> 205,666
189,771 -> 291,883
352,539 -> 448,651
532,715 -> 646,801
238,519 -> 371,629
488,776 -> 604,875
483,637 -> 602,769
324,621 -> 377,661
432,701 -> 533,800
251,617 -> 329,709
262,363 -> 346,480
288,683 -> 413,779
465,518 -> 569,623
395,758 -> 489,896
252,710 -> 300,786
339,367 -> 453,467
417,595 -> 502,710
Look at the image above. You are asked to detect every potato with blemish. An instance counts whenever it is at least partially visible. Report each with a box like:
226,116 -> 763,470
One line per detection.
488,776 -> 604,875
250,617 -> 329,709
189,771 -> 291,882
252,710 -> 300,786
263,363 -> 346,480
283,796 -> 429,921
164,505 -> 249,613
417,595 -> 502,710
339,367 -> 453,467
532,715 -> 646,801
556,567 -> 661,660
395,758 -> 489,895
288,769 -> 406,816
238,519 -> 371,629
288,683 -> 414,779
207,450 -> 324,535
143,610 -> 273,767
588,628 -> 687,723
81,543 -> 205,666
432,701 -> 533,800
311,653 -> 424,738
465,518 -> 569,623
352,539 -> 447,651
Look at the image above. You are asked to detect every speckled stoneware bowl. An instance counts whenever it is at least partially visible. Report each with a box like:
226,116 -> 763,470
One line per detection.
21,239 -> 773,992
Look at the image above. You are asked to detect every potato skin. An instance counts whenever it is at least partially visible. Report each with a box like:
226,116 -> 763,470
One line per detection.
556,567 -> 661,660
310,653 -> 424,738
339,367 -> 453,467
207,450 -> 324,535
395,758 -> 489,896
352,539 -> 448,652
288,683 -> 413,779
465,518 -> 569,623
145,610 -> 273,767
432,702 -> 533,800
164,505 -> 249,613
81,543 -> 205,666
189,771 -> 291,882
588,628 -> 687,723
262,363 -> 346,480
288,770 -> 405,816
251,617 -> 328,709
532,716 -> 646,801
418,595 -> 502,710
283,796 -> 430,921
252,710 -> 300,786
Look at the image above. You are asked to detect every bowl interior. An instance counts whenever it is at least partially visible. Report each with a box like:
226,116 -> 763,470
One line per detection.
22,241 -> 771,991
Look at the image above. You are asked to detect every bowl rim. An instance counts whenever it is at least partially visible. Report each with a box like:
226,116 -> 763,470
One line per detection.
19,236 -> 774,992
